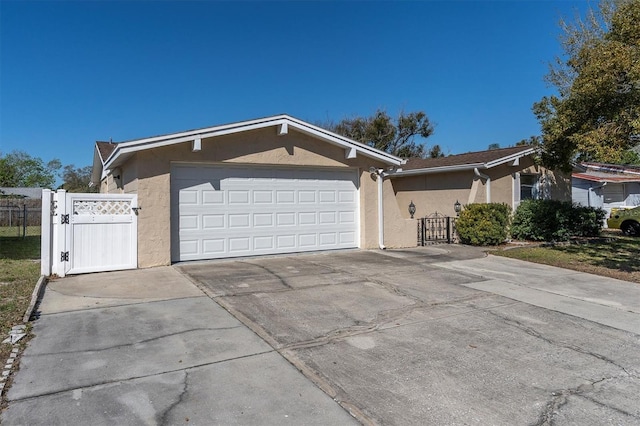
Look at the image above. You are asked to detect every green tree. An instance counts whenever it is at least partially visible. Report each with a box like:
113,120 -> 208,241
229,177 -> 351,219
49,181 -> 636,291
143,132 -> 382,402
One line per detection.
0,151 -> 61,188
324,109 -> 435,158
516,136 -> 542,146
534,0 -> 640,170
428,144 -> 445,158
488,143 -> 501,150
61,165 -> 97,193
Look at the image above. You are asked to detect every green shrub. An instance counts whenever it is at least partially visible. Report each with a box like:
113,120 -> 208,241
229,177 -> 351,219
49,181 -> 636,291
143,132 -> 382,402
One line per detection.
456,203 -> 511,246
511,199 -> 605,242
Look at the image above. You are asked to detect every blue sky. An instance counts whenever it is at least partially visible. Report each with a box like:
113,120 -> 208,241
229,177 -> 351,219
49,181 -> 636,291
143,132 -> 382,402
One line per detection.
1,0 -> 590,170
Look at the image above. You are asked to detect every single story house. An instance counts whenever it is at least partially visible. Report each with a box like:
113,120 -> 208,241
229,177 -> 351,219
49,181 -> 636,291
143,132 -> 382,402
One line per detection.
390,146 -> 570,219
572,162 -> 640,217
92,115 -> 570,268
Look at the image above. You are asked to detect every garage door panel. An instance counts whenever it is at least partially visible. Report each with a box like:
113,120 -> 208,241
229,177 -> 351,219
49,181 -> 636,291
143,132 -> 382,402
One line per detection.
299,212 -> 317,225
172,165 -> 359,261
276,191 -> 295,203
339,211 -> 356,224
299,191 -> 316,203
202,190 -> 223,204
339,231 -> 356,244
319,232 -> 337,245
253,191 -> 273,204
253,213 -> 274,227
339,191 -> 355,203
203,214 -> 225,229
319,212 -> 336,224
180,190 -> 199,205
180,240 -> 199,256
299,234 -> 317,247
203,239 -> 225,255
179,215 -> 199,230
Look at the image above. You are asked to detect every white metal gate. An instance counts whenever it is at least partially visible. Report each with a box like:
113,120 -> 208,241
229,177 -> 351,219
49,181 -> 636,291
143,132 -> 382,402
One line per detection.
41,190 -> 138,277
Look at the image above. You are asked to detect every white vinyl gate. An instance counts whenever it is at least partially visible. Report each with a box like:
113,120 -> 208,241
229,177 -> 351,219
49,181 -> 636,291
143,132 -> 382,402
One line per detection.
41,190 -> 138,277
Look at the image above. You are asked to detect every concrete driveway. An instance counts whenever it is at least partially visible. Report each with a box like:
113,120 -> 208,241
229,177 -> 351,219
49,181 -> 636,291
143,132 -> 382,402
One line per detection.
1,267 -> 356,425
176,246 -> 640,425
3,246 -> 639,425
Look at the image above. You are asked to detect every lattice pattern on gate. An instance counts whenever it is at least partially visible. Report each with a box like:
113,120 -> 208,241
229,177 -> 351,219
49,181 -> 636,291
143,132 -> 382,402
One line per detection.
73,200 -> 132,215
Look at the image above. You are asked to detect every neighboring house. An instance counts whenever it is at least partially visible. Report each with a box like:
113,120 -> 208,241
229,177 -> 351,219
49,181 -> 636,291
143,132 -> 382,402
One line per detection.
91,115 -> 570,268
572,162 -> 640,218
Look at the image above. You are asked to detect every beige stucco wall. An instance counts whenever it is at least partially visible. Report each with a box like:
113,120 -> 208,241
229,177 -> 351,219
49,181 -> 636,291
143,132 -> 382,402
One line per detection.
107,127 -> 398,267
100,135 -> 573,268
390,158 -> 571,223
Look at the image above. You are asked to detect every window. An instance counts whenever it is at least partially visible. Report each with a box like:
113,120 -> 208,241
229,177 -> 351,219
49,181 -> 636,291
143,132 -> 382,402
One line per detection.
602,184 -> 624,204
520,174 -> 540,200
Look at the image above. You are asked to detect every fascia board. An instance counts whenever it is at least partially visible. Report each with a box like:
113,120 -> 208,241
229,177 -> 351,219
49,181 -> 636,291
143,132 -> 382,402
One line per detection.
390,163 -> 485,178
285,119 -> 403,165
103,114 -> 404,170
103,116 -> 290,170
485,148 -> 537,168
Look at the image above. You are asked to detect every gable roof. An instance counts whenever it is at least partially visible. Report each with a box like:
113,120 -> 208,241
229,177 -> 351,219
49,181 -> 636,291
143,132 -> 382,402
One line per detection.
90,114 -> 404,184
96,141 -> 117,161
393,146 -> 537,177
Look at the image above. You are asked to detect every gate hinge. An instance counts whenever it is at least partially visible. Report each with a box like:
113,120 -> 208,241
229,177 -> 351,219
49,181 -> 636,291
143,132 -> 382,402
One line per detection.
60,214 -> 69,224
61,251 -> 69,262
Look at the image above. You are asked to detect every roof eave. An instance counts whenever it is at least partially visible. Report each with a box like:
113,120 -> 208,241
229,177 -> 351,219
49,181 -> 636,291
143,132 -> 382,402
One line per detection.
484,147 -> 538,168
391,163 -> 486,178
103,115 -> 403,171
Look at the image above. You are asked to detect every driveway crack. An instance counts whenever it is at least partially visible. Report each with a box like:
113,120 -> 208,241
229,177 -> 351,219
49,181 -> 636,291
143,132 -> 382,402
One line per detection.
483,310 -> 636,377
532,376 -> 638,426
8,350 -> 274,402
238,261 -> 292,289
157,370 -> 189,426
28,327 -> 242,356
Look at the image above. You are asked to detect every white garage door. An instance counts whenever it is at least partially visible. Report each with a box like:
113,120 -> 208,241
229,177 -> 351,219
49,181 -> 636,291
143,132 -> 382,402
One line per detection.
171,164 -> 359,261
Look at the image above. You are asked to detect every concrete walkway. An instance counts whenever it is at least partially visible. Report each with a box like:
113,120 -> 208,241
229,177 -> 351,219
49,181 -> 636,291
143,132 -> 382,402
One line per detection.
1,267 -> 357,425
434,253 -> 640,334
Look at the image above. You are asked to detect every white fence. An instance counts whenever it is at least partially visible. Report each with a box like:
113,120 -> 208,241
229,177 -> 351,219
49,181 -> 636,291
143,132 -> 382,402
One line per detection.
41,189 -> 138,277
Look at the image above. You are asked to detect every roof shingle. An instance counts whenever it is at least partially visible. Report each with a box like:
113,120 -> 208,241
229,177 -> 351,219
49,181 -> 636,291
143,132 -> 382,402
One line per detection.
403,146 -> 534,170
96,141 -> 117,162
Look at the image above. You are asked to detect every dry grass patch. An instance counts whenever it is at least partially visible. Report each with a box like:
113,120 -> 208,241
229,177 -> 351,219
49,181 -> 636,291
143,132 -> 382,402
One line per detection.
0,234 -> 41,406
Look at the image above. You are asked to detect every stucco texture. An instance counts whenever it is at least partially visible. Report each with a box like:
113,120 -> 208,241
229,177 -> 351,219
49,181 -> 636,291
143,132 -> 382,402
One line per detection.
102,127 -> 402,267
391,159 -> 571,220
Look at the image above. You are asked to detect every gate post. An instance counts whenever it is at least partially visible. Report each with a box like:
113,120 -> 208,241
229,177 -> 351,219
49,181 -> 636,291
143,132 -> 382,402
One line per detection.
41,190 -> 52,276
446,217 -> 451,244
52,190 -> 68,277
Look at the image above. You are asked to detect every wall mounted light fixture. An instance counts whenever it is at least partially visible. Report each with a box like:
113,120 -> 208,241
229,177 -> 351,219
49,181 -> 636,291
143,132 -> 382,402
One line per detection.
454,200 -> 462,216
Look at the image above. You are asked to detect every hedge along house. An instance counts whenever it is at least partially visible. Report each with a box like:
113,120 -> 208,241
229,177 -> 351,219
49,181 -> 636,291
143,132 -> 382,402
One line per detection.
388,146 -> 571,219
91,115 -> 414,268
91,116 -> 571,269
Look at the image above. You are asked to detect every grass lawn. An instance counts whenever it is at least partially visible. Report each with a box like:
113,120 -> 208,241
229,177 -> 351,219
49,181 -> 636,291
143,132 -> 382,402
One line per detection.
491,232 -> 640,284
0,232 -> 41,399
0,226 -> 41,239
